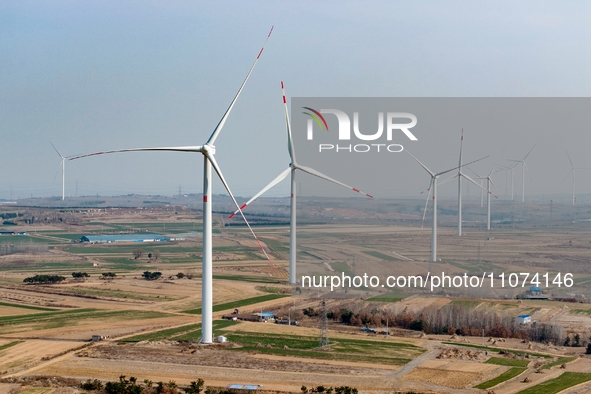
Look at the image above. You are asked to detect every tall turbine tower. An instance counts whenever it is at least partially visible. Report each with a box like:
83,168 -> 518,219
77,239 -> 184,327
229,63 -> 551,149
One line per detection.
508,145 -> 535,203
229,81 -> 373,284
564,151 -> 589,205
69,27 -> 274,344
408,152 -> 486,262
50,142 -> 66,201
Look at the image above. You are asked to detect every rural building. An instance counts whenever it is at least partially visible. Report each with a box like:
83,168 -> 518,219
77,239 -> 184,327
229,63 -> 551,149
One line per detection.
0,231 -> 28,236
79,234 -> 168,244
515,314 -> 532,324
225,384 -> 262,391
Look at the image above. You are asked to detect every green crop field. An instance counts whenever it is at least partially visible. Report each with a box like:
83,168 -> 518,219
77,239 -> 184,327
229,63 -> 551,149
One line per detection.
442,342 -> 553,358
516,372 -> 591,394
363,250 -> 401,261
475,367 -> 526,389
0,309 -> 170,334
225,331 -> 424,365
542,357 -> 577,369
0,302 -> 56,311
0,340 -> 23,352
485,357 -> 530,367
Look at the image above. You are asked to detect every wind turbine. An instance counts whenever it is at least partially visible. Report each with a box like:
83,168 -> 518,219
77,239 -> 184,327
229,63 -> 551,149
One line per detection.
229,81 -> 373,284
508,145 -> 535,203
50,142 -> 66,201
470,167 -> 500,230
69,27 -> 274,344
564,151 -> 590,206
409,152 -> 486,262
454,129 -> 483,236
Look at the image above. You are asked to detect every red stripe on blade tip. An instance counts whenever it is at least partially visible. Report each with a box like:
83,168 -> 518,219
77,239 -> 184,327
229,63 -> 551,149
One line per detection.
352,188 -> 360,193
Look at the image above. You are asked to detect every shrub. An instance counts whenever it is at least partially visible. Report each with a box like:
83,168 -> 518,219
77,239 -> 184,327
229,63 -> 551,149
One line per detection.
23,275 -> 66,284
81,379 -> 103,391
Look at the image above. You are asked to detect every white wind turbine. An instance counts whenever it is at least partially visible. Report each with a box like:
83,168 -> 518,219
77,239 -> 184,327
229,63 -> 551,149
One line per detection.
468,166 -> 499,230
508,145 -> 535,203
409,152 -> 486,262
229,81 -> 373,284
50,142 -> 66,201
564,151 -> 590,206
69,27 -> 274,344
498,165 -> 514,201
454,129 -> 484,236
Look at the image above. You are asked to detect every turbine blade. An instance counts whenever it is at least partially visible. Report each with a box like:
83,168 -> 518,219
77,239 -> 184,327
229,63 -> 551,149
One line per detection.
406,150 -> 435,176
68,146 -> 205,160
489,178 -> 500,197
49,141 -> 63,158
229,167 -> 291,218
523,144 -> 536,160
462,173 -> 487,192
458,128 -> 464,169
52,160 -> 62,181
561,168 -> 573,185
523,161 -> 534,181
466,166 -> 482,178
436,156 -> 489,177
438,174 -> 458,187
281,81 -> 297,164
420,178 -> 433,235
206,153 -> 274,265
207,26 -> 274,146
566,150 -> 574,168
296,165 -> 374,198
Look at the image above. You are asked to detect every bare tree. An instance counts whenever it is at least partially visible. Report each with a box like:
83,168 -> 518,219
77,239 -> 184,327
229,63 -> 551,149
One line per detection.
132,249 -> 144,260
152,250 -> 160,261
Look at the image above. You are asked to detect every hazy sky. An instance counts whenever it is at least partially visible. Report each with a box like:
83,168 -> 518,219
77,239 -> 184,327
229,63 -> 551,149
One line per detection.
1,1 -> 590,201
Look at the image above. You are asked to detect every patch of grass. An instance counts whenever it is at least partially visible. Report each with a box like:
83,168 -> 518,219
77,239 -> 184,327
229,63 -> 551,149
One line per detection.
474,367 -> 526,389
486,357 -> 530,367
442,342 -> 553,358
120,323 -> 203,343
0,340 -> 23,352
172,320 -> 240,341
225,331 -> 423,365
542,357 -> 577,370
363,250 -> 400,261
261,238 -> 289,254
0,301 -> 56,311
329,262 -> 355,276
570,309 -> 591,315
516,372 -> 591,394
366,296 -> 404,303
0,309 -> 169,329
182,294 -> 289,315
